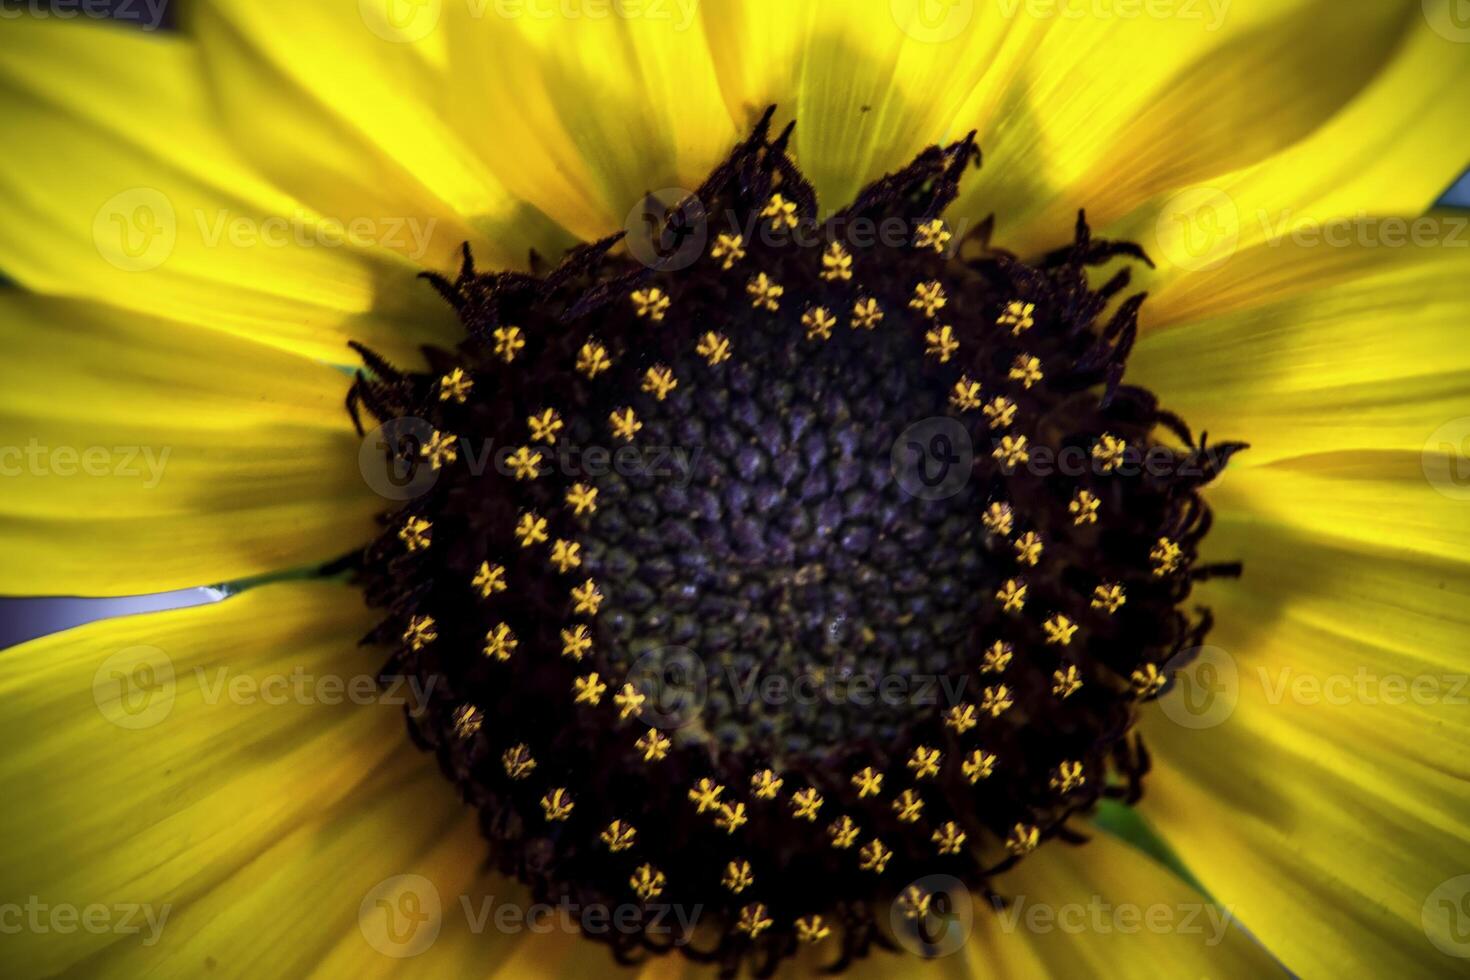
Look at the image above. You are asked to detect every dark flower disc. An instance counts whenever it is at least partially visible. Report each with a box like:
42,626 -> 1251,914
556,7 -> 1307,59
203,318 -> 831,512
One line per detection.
347,108 -> 1243,975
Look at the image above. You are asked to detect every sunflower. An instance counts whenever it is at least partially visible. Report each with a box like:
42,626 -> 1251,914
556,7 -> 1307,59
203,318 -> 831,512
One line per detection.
3,2 -> 1469,977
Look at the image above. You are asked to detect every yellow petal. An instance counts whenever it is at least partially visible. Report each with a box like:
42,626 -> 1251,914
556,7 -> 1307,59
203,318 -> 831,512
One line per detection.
0,17 -> 457,365
1204,453 -> 1470,567
704,1 -> 1039,210
441,3 -> 739,242
0,582 -> 410,974
1140,520 -> 1470,975
1123,7 -> 1470,283
956,0 -> 1429,257
971,829 -> 1282,977
0,293 -> 379,595
187,1 -> 573,270
1132,244 -> 1470,464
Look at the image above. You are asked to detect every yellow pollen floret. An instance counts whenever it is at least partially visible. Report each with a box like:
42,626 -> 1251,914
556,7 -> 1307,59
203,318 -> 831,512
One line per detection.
483,622 -> 517,661
528,408 -> 564,444
1009,354 -> 1043,389
550,538 -> 582,573
636,727 -> 671,762
502,743 -> 535,778
403,614 -> 437,651
962,749 -> 997,783
492,325 -> 525,363
506,445 -> 543,481
571,579 -> 604,615
1050,760 -> 1086,793
746,272 -> 785,311
560,624 -> 593,660
750,769 -> 784,800
821,241 -> 853,281
981,640 -> 1013,673
950,376 -> 983,411
791,788 -> 824,821
696,331 -> 732,366
1092,583 -> 1127,613
710,232 -> 746,269
851,767 -> 884,798
566,483 -> 599,516
735,903 -> 773,938
722,860 -> 754,893
858,839 -> 892,873
996,578 -> 1028,612
631,287 -> 671,321
910,280 -> 948,318
796,916 -> 831,944
1070,489 -> 1100,525
630,864 -> 666,901
642,365 -> 678,401
1093,433 -> 1127,472
1043,614 -> 1078,646
614,683 -> 646,720
851,297 -> 884,330
1052,665 -> 1083,698
541,788 -> 574,822
601,820 -> 636,852
908,746 -> 942,780
933,822 -> 968,855
452,704 -> 482,739
997,300 -> 1035,335
438,366 -> 473,403
994,434 -> 1030,469
982,502 -> 1014,536
802,305 -> 837,341
515,511 -> 549,547
610,407 -> 642,442
761,193 -> 799,231
925,324 -> 959,363
983,396 -> 1018,430
828,816 -> 860,849
714,802 -> 748,834
915,219 -> 951,253
573,672 -> 607,706
576,340 -> 611,378
689,778 -> 725,813
1006,823 -> 1040,855
981,684 -> 1014,717
892,789 -> 924,823
398,516 -> 432,552
472,560 -> 507,597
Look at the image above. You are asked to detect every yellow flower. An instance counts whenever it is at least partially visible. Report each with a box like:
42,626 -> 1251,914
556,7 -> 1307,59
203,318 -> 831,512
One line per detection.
2,6 -> 1466,977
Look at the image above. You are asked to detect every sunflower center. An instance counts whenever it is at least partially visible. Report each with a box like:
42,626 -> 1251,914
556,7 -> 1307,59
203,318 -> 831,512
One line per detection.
347,108 -> 1242,973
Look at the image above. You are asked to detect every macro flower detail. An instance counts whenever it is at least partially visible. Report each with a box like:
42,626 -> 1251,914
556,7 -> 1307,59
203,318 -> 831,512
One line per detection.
5,8 -> 1466,980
